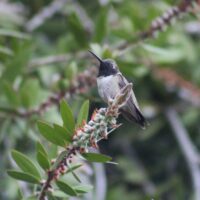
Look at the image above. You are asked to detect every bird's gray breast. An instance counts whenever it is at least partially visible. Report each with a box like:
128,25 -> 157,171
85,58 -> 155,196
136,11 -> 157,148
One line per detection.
97,75 -> 120,103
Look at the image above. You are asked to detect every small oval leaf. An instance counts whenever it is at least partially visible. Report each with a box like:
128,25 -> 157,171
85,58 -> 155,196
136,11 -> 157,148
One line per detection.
0,29 -> 30,39
82,153 -> 112,163
60,100 -> 75,134
36,142 -> 48,157
67,162 -> 82,183
37,151 -> 50,171
72,171 -> 81,183
94,7 -> 108,43
74,185 -> 93,194
68,13 -> 88,48
7,170 -> 40,184
11,150 -> 40,178
77,100 -> 89,126
53,123 -> 72,143
66,164 -> 82,174
56,180 -> 77,196
37,121 -> 65,147
3,81 -> 19,106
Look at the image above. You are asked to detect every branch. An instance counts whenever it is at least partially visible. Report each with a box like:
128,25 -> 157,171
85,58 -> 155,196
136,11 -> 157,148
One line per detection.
28,51 -> 88,69
165,107 -> 200,200
39,148 -> 75,200
25,0 -> 93,33
153,68 -> 200,107
117,0 -> 197,50
72,1 -> 93,33
0,67 -> 97,118
25,0 -> 69,32
28,54 -> 70,69
38,83 -> 133,200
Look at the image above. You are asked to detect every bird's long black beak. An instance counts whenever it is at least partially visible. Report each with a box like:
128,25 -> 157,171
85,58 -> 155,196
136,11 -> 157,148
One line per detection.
88,50 -> 103,63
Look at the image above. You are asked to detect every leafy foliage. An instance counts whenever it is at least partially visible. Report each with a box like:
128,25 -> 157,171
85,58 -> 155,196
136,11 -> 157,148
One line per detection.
82,153 -> 112,163
76,100 -> 90,126
11,150 -> 41,179
7,170 -> 40,184
60,100 -> 75,134
1,0 -> 200,200
56,181 -> 77,196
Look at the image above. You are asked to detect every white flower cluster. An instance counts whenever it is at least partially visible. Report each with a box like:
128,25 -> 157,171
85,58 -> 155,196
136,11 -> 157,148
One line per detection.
72,84 -> 132,153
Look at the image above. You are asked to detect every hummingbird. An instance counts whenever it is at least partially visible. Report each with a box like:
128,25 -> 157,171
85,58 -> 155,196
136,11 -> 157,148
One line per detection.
89,51 -> 147,128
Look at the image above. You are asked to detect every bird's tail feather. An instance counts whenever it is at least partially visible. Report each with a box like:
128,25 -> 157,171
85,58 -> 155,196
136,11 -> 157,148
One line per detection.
120,108 -> 147,129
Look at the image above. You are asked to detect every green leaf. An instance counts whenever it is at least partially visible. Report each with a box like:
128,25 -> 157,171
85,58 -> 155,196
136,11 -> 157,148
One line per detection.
74,185 -> 93,194
142,44 -> 184,64
0,29 -> 30,39
66,164 -> 82,174
106,161 -> 119,165
77,100 -> 89,127
56,181 -> 77,196
36,151 -> 50,171
19,79 -> 45,108
94,7 -> 108,43
65,61 -> 78,80
36,142 -> 48,157
3,82 -> 19,106
60,100 -> 75,134
68,12 -> 87,48
48,144 -> 58,160
67,162 -> 82,183
37,121 -> 66,147
0,46 -> 13,56
11,150 -> 41,179
72,171 -> 81,183
82,153 -> 112,163
53,123 -> 72,143
142,44 -> 171,55
52,191 -> 68,198
2,41 -> 32,82
7,170 -> 40,184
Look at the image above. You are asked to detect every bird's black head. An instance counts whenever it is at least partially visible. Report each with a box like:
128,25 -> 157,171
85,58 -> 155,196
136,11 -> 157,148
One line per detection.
89,51 -> 119,77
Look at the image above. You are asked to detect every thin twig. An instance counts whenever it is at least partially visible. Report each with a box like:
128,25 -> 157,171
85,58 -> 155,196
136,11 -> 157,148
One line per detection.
29,54 -> 71,69
73,1 -> 93,33
28,51 -> 88,69
39,148 -> 75,200
25,0 -> 69,32
153,67 -> 200,107
165,107 -> 200,200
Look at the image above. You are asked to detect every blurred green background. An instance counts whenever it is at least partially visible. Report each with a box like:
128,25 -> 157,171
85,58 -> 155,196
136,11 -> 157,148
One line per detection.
0,0 -> 200,199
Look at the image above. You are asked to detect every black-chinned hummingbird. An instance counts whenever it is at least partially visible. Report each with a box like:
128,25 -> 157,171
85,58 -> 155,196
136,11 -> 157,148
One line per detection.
89,50 -> 147,128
